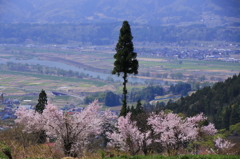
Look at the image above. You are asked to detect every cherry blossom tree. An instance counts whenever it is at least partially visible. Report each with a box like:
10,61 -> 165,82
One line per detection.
214,137 -> 235,154
187,113 -> 217,154
15,100 -> 116,157
147,111 -> 217,156
187,113 -> 217,136
106,113 -> 150,156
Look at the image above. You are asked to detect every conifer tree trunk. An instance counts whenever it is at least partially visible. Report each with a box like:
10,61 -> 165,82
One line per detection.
121,72 -> 128,116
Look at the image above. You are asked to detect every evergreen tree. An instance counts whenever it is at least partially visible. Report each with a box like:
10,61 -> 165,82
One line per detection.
35,89 -> 48,143
135,99 -> 144,115
105,91 -> 120,106
165,73 -> 240,130
223,106 -> 231,130
35,89 -> 48,114
230,104 -> 240,126
112,21 -> 138,116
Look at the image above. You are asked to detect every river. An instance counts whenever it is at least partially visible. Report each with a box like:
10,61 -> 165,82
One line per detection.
0,57 -> 164,84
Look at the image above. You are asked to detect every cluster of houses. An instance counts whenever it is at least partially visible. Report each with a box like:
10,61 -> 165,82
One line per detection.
136,47 -> 240,62
0,102 -> 82,122
61,104 -> 119,116
2,43 -> 239,63
0,125 -> 12,131
0,94 -> 19,120
0,96 -> 82,121
61,104 -> 84,115
0,93 -> 119,124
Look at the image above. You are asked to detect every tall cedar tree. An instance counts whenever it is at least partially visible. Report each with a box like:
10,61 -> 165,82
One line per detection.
112,21 -> 138,117
35,89 -> 48,143
35,89 -> 48,114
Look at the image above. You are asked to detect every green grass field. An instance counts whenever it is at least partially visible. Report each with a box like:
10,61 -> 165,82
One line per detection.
104,155 -> 240,159
139,59 -> 240,70
0,70 -> 106,87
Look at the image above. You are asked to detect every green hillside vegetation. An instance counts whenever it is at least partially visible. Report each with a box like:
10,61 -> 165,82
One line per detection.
166,73 -> 240,130
84,82 -> 193,109
84,91 -> 120,107
0,23 -> 240,44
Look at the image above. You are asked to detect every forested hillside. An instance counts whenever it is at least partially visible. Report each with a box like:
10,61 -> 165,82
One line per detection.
1,0 -> 240,26
1,23 -> 240,44
166,73 -> 240,130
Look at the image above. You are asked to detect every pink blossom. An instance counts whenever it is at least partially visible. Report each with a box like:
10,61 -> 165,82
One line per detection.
215,137 -> 235,151
201,123 -> 217,135
147,111 -> 217,156
107,113 -> 150,156
15,100 -> 116,157
187,112 -> 206,124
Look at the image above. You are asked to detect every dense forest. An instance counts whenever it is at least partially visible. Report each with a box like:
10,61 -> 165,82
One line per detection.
0,23 -> 240,44
166,73 -> 240,130
129,83 -> 191,102
84,83 -> 192,107
84,91 -> 120,106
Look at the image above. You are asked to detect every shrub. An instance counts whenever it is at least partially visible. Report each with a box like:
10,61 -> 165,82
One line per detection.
0,142 -> 12,159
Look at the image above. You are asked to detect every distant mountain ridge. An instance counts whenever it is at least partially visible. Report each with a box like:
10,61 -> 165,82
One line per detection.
1,0 -> 240,26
